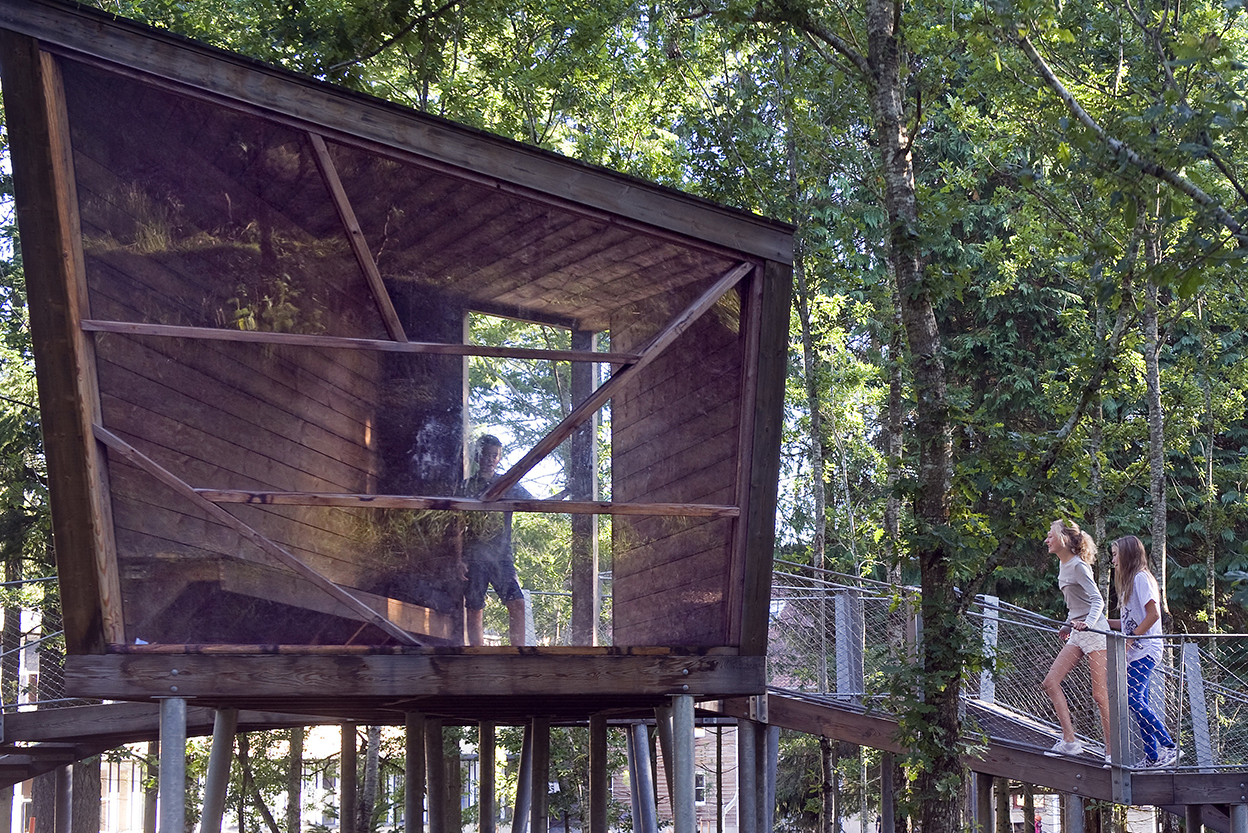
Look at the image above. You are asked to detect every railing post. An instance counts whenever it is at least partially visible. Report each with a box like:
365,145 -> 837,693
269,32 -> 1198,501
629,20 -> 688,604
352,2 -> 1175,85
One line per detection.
978,596 -> 999,704
835,589 -> 865,701
1183,641 -> 1214,767
1105,632 -> 1132,804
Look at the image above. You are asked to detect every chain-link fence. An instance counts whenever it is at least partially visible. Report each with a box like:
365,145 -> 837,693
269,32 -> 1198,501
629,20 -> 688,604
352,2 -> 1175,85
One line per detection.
768,561 -> 1248,771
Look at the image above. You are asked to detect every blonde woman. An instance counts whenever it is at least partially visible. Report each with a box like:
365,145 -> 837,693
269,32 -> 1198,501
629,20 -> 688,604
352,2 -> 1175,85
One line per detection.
1108,535 -> 1179,768
1042,519 -> 1111,756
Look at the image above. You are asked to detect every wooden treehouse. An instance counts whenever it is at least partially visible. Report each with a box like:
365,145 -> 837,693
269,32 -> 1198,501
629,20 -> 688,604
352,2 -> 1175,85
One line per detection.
0,0 -> 791,830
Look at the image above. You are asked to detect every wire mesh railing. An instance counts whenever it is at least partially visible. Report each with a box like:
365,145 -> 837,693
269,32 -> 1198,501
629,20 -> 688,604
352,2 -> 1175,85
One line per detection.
0,629 -> 100,714
768,561 -> 1248,772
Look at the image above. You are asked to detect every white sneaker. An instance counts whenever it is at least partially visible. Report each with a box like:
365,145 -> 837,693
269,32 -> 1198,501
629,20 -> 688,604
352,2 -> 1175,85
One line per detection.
1049,739 -> 1083,755
1154,747 -> 1181,768
1133,756 -> 1158,769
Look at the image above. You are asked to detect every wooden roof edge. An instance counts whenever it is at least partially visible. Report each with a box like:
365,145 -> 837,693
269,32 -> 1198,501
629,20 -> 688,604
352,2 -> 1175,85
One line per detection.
0,0 -> 795,265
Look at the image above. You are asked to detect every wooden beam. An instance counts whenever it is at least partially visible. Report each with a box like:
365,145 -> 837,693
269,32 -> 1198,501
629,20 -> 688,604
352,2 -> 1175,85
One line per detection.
194,489 -> 739,518
64,653 -> 766,700
735,261 -> 790,655
0,0 -> 793,265
307,132 -> 408,343
483,262 -> 753,501
92,424 -> 423,646
727,267 -> 764,649
0,702 -> 314,745
0,33 -> 124,649
80,319 -> 639,364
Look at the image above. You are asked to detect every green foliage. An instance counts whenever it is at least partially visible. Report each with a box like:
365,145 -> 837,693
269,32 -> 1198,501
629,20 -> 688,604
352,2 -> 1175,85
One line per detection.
13,0 -> 1248,826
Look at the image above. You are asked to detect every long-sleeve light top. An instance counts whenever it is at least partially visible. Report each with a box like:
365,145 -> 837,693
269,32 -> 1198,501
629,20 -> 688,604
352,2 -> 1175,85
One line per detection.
1058,556 -> 1107,629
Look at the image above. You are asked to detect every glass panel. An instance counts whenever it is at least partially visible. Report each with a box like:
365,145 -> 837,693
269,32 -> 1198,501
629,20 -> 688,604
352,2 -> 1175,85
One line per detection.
61,60 -> 392,340
62,59 -> 752,649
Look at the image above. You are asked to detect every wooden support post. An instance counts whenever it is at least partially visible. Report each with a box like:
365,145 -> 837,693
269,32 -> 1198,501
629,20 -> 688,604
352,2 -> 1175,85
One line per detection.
672,696 -> 695,833
738,721 -> 757,833
511,723 -> 533,833
1186,805 -> 1203,833
973,772 -> 992,833
530,718 -> 550,833
479,722 -> 495,833
201,708 -> 239,833
880,753 -> 895,833
341,723 -> 357,833
1106,633 -> 1132,804
54,766 -> 71,833
0,31 -> 124,654
158,698 -> 187,833
569,328 -> 600,646
1062,794 -> 1084,833
1231,804 -> 1248,833
588,715 -> 607,833
405,713 -> 425,833
426,719 -> 445,833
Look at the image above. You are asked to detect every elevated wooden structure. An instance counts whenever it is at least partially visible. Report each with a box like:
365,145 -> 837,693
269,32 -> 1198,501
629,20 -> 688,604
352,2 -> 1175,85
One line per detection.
0,0 -> 791,729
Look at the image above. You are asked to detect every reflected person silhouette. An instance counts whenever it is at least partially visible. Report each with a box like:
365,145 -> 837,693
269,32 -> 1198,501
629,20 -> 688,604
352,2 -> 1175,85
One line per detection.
461,434 -> 531,646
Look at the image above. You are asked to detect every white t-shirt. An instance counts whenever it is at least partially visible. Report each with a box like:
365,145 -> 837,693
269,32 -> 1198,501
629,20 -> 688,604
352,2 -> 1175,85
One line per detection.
1121,570 -> 1163,663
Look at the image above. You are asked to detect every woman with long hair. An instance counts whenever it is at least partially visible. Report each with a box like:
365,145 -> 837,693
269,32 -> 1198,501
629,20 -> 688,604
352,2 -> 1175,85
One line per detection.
1042,519 -> 1111,756
1108,535 -> 1180,768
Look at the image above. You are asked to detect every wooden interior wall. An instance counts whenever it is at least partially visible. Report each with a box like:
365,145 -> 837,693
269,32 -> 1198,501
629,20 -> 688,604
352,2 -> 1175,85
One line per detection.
611,285 -> 745,646
61,58 -> 465,644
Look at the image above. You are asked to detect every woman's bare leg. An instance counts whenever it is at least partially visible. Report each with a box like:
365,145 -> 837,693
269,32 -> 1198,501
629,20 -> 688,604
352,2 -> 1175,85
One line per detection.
1087,649 -> 1111,749
1043,643 -> 1086,742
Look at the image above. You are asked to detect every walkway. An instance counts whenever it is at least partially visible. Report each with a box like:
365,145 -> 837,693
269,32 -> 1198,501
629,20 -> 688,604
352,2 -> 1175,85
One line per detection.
761,562 -> 1248,829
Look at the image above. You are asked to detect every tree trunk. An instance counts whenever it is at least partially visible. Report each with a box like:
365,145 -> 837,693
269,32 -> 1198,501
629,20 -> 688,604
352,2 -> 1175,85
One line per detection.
1143,274 -> 1168,615
72,758 -> 101,833
1091,299 -> 1108,600
820,737 -> 835,833
358,726 -> 380,833
2,559 -> 20,706
781,41 -> 829,582
287,727 -> 304,833
995,778 -> 1010,833
863,0 -> 958,822
1200,298 -> 1217,632
884,275 -> 905,579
